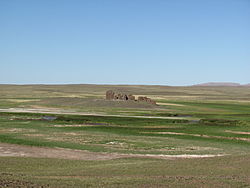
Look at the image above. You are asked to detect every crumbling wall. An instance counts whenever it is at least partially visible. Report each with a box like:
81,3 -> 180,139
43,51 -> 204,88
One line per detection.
106,90 -> 156,105
106,90 -> 115,100
106,90 -> 131,101
128,94 -> 135,100
138,96 -> 156,105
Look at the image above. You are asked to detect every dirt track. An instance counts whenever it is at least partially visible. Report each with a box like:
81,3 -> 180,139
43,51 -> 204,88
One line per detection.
0,107 -> 188,120
0,143 -> 225,160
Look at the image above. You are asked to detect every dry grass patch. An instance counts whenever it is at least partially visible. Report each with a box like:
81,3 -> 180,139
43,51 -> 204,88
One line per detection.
5,99 -> 41,103
23,134 -> 46,137
63,132 -> 82,136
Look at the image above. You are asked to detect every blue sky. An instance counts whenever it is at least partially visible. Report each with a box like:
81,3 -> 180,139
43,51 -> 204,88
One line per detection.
0,0 -> 249,85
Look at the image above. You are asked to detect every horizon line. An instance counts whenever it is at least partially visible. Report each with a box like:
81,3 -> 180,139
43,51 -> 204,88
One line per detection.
0,82 -> 249,87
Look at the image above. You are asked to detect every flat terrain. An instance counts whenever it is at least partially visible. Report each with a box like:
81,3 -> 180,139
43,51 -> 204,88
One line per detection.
0,84 -> 250,187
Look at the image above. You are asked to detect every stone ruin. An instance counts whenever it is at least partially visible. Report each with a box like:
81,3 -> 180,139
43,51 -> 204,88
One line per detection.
106,90 -> 156,105
137,96 -> 156,105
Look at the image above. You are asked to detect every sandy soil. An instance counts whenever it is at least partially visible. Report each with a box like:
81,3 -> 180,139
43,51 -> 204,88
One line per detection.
0,143 -> 224,160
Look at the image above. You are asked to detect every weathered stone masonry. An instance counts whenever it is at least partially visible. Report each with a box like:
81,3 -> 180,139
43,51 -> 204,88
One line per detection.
106,90 -> 156,105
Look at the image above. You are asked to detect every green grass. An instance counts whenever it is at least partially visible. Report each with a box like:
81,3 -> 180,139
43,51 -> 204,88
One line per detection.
0,84 -> 250,187
0,155 -> 249,187
0,112 -> 249,155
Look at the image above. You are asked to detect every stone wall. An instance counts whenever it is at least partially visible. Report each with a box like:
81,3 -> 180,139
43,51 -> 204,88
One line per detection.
106,90 -> 131,101
106,90 -> 115,100
106,90 -> 156,105
137,96 -> 156,105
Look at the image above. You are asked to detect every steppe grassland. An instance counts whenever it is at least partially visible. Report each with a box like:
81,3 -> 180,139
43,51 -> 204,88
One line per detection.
0,84 -> 249,187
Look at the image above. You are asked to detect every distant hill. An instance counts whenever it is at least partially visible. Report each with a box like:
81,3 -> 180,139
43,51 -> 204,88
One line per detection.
193,82 -> 242,86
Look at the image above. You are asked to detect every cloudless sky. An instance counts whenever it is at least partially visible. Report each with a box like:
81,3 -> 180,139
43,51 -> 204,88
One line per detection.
0,0 -> 249,85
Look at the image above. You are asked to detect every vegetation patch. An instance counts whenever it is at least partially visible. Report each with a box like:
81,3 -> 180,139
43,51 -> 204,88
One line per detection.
199,119 -> 242,126
0,85 -> 250,187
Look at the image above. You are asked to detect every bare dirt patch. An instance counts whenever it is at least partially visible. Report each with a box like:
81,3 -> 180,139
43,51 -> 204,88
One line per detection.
132,154 -> 225,159
0,143 -> 225,160
52,122 -> 108,127
64,132 -> 82,136
0,128 -> 36,133
159,146 -> 220,152
0,143 -> 122,160
225,130 -> 250,135
23,134 -> 45,137
5,99 -> 41,103
148,132 -> 250,142
53,124 -> 93,127
157,102 -> 185,107
143,125 -> 180,128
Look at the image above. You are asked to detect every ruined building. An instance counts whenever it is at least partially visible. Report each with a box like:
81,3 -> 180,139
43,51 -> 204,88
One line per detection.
137,96 -> 156,105
106,90 -> 156,105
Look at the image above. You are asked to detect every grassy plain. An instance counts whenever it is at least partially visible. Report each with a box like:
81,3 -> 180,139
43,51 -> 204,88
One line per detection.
0,84 -> 250,187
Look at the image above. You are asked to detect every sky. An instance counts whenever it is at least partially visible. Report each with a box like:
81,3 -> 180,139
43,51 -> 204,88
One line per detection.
0,0 -> 249,86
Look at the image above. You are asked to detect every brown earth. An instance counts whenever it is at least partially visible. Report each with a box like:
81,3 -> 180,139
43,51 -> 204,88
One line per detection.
0,143 -> 224,160
225,130 -> 250,135
148,132 -> 250,142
